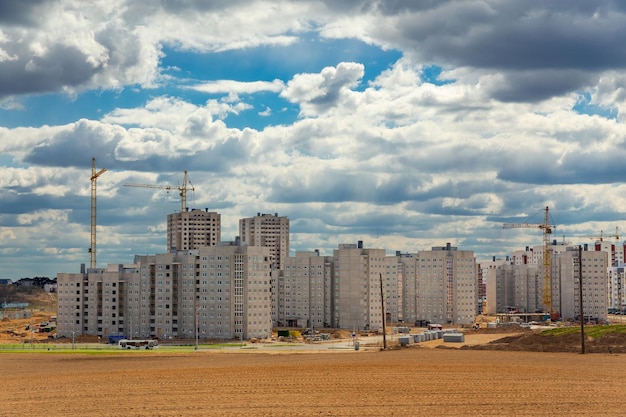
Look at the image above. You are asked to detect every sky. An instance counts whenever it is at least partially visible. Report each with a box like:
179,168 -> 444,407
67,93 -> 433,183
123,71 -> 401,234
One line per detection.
2,0 -> 626,279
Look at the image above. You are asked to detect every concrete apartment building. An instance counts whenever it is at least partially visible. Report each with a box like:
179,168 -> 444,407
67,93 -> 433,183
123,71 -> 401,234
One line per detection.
551,247 -> 608,322
57,243 -> 272,340
416,244 -> 477,325
607,264 -> 626,311
485,248 -> 543,315
588,237 -> 623,267
331,243 -> 389,330
274,250 -> 333,328
167,208 -> 221,251
274,246 -> 405,330
394,252 -> 417,324
485,263 -> 541,314
57,263 -> 137,339
485,263 -> 513,315
239,213 -> 289,271
273,243 -> 477,329
485,244 -> 608,321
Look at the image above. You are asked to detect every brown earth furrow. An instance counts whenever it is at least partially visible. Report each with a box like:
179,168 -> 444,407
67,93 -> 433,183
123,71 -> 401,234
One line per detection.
2,349 -> 625,416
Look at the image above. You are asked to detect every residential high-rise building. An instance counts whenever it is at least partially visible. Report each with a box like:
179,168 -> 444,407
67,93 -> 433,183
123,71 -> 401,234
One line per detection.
274,250 -> 333,328
239,213 -> 289,270
486,245 -> 608,322
57,263 -> 136,339
395,252 -> 417,324
551,247 -> 607,322
167,209 -> 221,252
416,243 -> 477,325
607,264 -> 626,312
588,238 -> 624,267
485,263 -> 513,315
275,243 -> 481,330
56,243 -> 272,340
331,242 -> 390,330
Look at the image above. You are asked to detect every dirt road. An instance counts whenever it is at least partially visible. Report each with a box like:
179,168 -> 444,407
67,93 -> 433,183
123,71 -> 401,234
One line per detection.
1,348 -> 624,416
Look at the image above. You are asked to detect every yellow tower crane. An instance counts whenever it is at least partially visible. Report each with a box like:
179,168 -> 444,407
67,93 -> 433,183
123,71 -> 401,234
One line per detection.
124,171 -> 194,213
89,158 -> 107,269
585,227 -> 620,242
503,206 -> 556,315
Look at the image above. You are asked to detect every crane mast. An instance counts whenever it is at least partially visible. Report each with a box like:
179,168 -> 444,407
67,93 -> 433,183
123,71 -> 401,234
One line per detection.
124,171 -> 194,213
89,158 -> 107,269
503,206 -> 555,314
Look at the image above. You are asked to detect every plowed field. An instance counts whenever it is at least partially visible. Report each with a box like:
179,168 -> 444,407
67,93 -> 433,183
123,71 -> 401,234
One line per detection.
2,349 -> 625,416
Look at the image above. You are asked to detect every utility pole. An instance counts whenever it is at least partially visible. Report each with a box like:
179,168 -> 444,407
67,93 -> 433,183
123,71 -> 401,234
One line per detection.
195,302 -> 199,351
379,273 -> 387,350
578,245 -> 585,354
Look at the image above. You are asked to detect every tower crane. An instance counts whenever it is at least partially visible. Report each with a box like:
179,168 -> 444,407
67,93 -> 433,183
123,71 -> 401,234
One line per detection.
585,227 -> 620,242
503,206 -> 556,315
89,158 -> 107,269
124,171 -> 194,213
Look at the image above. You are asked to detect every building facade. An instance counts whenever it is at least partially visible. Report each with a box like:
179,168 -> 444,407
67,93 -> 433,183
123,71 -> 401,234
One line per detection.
239,213 -> 289,270
274,250 -> 333,328
167,209 -> 221,252
552,247 -> 608,322
392,252 -> 417,324
416,244 -> 477,325
331,243 -> 389,330
607,264 -> 626,312
57,244 -> 272,340
486,245 -> 608,322
272,243 -> 477,329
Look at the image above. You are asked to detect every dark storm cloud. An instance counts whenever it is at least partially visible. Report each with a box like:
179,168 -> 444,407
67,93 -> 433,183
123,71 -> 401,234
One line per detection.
378,0 -> 626,102
268,171 -> 424,204
319,0 -> 454,15
290,207 -> 434,238
0,0 -> 47,25
158,0 -> 250,13
0,44 -> 103,96
497,148 -> 626,185
21,118 -> 250,175
488,70 -> 594,103
2,0 -> 623,103
390,0 -> 626,70
268,166 -> 509,206
488,205 -> 623,231
23,120 -> 121,168
0,189 -> 82,217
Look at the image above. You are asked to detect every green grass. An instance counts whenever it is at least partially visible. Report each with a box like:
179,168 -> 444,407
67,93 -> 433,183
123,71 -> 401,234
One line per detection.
541,324 -> 626,338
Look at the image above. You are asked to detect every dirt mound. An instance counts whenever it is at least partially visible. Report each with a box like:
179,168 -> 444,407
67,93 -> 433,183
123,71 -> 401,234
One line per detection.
469,325 -> 527,335
465,331 -> 626,353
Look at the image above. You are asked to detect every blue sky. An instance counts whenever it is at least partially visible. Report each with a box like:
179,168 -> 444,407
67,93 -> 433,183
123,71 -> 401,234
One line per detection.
2,0 -> 626,278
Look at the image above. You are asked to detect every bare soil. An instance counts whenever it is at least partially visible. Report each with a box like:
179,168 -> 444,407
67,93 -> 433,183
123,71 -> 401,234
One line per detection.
2,291 -> 625,415
1,349 -> 625,416
465,330 -> 626,353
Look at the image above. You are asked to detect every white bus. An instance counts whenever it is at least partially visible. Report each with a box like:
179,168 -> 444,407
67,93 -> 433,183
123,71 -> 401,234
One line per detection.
118,339 -> 159,350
